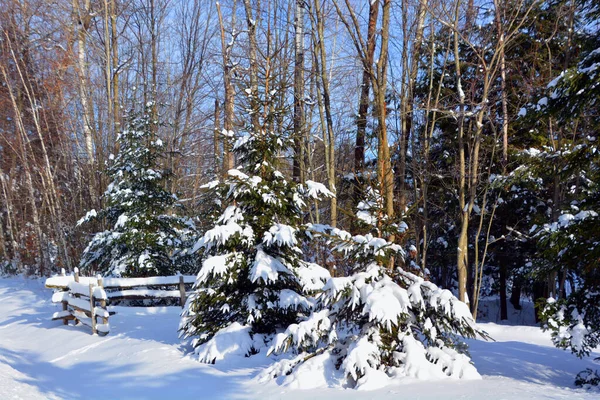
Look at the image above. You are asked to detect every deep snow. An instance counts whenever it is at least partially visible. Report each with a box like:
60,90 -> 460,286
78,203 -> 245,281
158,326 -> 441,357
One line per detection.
1,276 -> 598,399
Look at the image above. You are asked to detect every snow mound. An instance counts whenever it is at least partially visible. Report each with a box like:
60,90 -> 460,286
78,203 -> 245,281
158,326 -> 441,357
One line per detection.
195,322 -> 259,363
257,352 -> 343,390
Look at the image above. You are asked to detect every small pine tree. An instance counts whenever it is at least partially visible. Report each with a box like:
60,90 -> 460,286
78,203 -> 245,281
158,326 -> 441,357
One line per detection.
261,197 -> 488,388
78,103 -> 185,277
180,93 -> 333,362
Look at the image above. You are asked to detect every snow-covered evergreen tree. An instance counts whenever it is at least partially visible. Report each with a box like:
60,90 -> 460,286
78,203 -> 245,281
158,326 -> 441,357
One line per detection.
261,199 -> 488,388
78,103 -> 186,277
179,95 -> 333,362
536,1 -> 600,387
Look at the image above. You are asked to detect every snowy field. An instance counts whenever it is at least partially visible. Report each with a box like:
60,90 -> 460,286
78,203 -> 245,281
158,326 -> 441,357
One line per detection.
1,276 -> 598,400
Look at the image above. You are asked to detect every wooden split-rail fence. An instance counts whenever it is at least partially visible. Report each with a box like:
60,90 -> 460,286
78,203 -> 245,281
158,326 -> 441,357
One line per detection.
45,268 -> 196,335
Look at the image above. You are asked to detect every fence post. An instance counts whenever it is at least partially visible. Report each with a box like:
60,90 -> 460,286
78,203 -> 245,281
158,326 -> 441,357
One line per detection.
61,299 -> 69,325
98,276 -> 108,326
89,283 -> 97,335
71,267 -> 80,325
60,268 -> 68,325
179,275 -> 186,308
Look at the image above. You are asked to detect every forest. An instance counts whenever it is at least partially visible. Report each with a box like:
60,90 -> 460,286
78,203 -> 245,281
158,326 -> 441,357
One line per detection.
0,0 -> 599,391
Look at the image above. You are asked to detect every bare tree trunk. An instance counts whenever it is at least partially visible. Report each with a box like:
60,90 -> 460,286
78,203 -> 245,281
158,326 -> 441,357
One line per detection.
111,0 -> 120,138
305,67 -> 319,224
312,0 -> 337,227
352,0 -> 378,232
73,0 -> 95,164
1,174 -> 18,265
453,0 -> 469,304
332,0 -> 392,239
104,0 -> 113,139
376,0 -> 394,237
494,0 -> 509,318
214,99 -> 221,177
421,24 -> 453,272
293,0 -> 306,183
494,0 -> 508,165
398,0 -> 427,215
149,0 -> 159,133
217,2 -> 236,175
0,173 -> 17,263
243,0 -> 260,130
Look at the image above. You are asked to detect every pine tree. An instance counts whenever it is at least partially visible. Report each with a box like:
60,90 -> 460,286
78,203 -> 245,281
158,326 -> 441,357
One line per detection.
78,103 -> 186,277
261,194 -> 488,388
179,92 -> 333,362
536,0 -> 600,388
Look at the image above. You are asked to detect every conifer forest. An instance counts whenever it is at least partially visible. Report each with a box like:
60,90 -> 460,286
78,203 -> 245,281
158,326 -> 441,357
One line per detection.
1,0 -> 600,397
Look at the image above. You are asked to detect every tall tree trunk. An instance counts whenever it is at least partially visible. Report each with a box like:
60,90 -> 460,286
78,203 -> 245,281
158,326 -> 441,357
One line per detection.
243,0 -> 260,131
104,0 -> 113,141
454,0 -> 469,304
111,0 -> 120,138
313,0 -> 337,227
352,0 -> 378,232
419,23 -> 452,272
149,0 -> 159,134
75,0 -> 95,161
73,0 -> 99,215
305,66 -> 320,224
1,174 -> 18,264
0,173 -> 16,262
494,0 -> 508,165
73,0 -> 95,164
375,0 -> 394,240
217,2 -> 236,175
214,99 -> 221,177
493,0 -> 509,317
398,0 -> 427,214
293,0 -> 306,183
333,0 -> 392,239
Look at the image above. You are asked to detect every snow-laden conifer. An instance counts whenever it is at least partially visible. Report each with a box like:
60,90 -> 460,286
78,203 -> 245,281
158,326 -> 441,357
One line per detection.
78,104 -> 188,277
179,93 -> 332,362
534,6 -> 600,386
261,190 -> 488,388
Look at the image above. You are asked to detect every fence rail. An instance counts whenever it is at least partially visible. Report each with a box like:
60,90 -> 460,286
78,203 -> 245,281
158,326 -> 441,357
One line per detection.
46,269 -> 196,335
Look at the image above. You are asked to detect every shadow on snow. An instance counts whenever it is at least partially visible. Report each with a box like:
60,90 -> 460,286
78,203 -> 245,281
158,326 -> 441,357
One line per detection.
0,346 -> 252,399
467,337 -> 599,387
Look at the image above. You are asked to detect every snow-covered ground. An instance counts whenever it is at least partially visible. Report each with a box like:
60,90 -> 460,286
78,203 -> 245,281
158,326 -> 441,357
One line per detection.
1,276 -> 598,399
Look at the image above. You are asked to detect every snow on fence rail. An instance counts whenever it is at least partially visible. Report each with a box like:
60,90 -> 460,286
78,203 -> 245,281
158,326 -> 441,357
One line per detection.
45,269 -> 196,335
